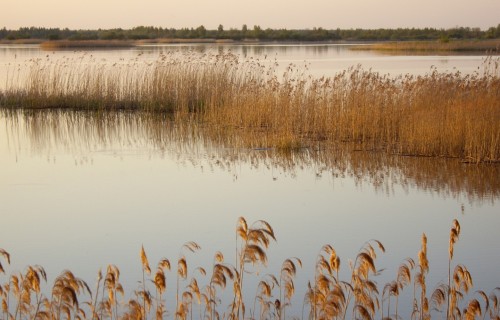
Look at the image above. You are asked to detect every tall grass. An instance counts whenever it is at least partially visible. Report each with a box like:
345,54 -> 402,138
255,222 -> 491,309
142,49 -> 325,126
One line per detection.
1,218 -> 499,320
0,52 -> 499,162
40,40 -> 135,49
349,40 -> 500,52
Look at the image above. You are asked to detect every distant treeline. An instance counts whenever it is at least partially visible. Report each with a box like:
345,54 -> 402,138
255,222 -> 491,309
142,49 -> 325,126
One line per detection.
1,24 -> 500,42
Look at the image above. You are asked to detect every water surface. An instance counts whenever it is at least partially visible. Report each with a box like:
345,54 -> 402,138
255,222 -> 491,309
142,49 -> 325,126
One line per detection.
0,44 -> 499,318
0,109 -> 498,318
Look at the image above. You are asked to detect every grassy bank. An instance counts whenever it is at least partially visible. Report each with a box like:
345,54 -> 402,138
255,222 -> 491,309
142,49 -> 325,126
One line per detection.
350,40 -> 500,52
1,52 -> 499,162
1,218 -> 499,320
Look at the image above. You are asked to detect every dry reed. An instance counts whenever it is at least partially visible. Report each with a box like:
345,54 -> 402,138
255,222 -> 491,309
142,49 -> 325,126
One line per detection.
1,218 -> 500,320
40,40 -> 135,49
350,40 -> 500,52
0,51 -> 499,164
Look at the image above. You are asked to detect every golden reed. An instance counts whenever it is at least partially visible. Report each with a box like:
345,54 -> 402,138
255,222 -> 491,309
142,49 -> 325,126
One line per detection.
349,40 -> 500,52
1,52 -> 499,162
1,219 -> 499,320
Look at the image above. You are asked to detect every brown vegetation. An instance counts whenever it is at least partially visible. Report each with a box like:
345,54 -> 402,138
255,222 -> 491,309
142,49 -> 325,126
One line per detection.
349,40 -> 500,52
1,218 -> 499,320
0,52 -> 499,162
40,40 -> 135,49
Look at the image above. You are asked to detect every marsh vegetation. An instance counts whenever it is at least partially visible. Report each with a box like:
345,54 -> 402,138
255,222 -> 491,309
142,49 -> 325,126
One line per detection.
0,43 -> 499,320
1,52 -> 499,163
350,40 -> 500,52
39,40 -> 135,50
1,218 -> 499,320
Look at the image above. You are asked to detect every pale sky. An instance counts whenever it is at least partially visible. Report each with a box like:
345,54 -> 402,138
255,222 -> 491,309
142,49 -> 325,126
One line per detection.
2,0 -> 499,30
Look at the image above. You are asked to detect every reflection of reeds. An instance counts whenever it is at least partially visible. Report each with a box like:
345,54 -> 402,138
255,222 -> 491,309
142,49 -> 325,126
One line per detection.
1,52 -> 499,162
2,109 -> 498,203
1,218 -> 498,320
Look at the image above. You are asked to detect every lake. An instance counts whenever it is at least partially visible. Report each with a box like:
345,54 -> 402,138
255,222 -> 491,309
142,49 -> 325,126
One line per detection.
0,44 -> 499,319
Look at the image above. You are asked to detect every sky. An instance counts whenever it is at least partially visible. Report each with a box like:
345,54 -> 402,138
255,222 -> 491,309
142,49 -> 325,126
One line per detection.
1,0 -> 499,30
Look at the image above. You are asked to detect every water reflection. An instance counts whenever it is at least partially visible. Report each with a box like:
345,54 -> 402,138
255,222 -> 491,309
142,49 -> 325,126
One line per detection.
3,109 -> 498,204
1,109 -> 499,319
137,43 -> 341,57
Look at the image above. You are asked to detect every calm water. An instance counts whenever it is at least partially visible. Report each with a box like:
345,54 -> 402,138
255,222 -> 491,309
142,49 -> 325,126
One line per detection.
0,44 -> 499,319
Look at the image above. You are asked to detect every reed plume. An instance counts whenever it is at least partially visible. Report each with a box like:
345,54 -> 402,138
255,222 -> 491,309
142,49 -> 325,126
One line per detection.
91,269 -> 102,320
208,252 -> 235,320
350,240 -> 385,320
154,258 -> 171,320
140,246 -> 152,320
51,270 -> 91,320
233,217 -> 275,320
176,242 -> 201,320
101,265 -> 124,320
0,249 -> 10,274
0,218 -> 497,320
414,234 -> 430,320
446,219 -> 461,320
180,269 -> 205,320
252,274 -> 278,320
310,244 -> 347,320
10,266 -> 48,320
383,258 -> 414,319
122,299 -> 143,320
279,257 -> 302,320
462,290 -> 490,320
0,248 -> 10,320
488,288 -> 500,319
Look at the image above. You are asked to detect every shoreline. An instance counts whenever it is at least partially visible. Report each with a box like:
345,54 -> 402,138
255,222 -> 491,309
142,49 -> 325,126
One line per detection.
349,39 -> 500,52
1,38 -> 499,52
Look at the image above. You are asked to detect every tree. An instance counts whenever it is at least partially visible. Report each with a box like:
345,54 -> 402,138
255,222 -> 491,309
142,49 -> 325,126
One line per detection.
195,25 -> 206,38
252,25 -> 262,39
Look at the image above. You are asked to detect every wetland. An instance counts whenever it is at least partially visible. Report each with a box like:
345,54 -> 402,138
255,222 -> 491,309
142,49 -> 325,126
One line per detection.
0,43 -> 499,320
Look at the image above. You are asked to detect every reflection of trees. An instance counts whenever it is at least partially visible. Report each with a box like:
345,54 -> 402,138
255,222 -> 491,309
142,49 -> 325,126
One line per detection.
3,109 -> 498,204
136,43 -> 349,58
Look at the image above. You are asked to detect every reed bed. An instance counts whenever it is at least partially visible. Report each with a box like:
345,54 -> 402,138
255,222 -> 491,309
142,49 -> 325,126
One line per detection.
0,52 -> 499,162
40,40 -> 135,49
349,40 -> 500,52
1,218 -> 499,320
